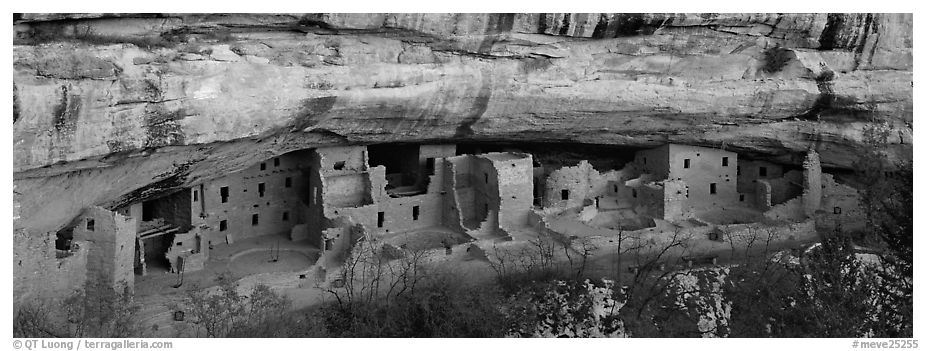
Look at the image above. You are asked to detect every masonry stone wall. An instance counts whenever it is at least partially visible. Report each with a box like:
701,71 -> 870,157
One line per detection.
200,152 -> 310,245
662,179 -> 689,221
13,228 -> 89,308
737,160 -> 785,193
754,179 -> 773,211
666,144 -> 738,213
72,206 -> 136,292
542,161 -> 594,209
634,145 -> 670,179
817,173 -> 864,231
802,150 -> 822,216
763,197 -> 806,222
485,153 -> 534,232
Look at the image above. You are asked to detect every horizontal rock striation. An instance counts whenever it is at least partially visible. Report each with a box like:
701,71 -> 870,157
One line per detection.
13,13 -> 912,234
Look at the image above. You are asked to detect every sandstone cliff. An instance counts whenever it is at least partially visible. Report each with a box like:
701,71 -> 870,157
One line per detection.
12,13 -> 912,234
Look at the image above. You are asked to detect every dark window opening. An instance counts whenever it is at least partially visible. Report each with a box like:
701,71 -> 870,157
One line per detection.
561,189 -> 569,200
412,206 -> 420,221
86,219 -> 95,231
484,173 -> 489,183
55,228 -> 73,251
220,186 -> 229,203
737,166 -> 741,176
377,212 -> 385,228
193,190 -> 199,202
425,158 -> 435,174
613,184 -> 619,193
710,183 -> 717,194
282,211 -> 289,221
333,161 -> 346,170
260,163 -> 266,171
643,157 -> 647,164
252,214 -> 259,226
485,203 -> 489,215
722,157 -> 729,167
285,177 -> 292,188
219,220 -> 227,232
684,159 -> 691,169
632,189 -> 637,198
274,158 -> 280,167
258,183 -> 266,197
834,207 -> 842,214
739,194 -> 745,202
759,167 -> 767,177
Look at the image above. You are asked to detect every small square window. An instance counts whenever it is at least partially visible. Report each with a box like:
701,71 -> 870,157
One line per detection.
274,158 -> 280,167
632,189 -> 637,198
333,161 -> 346,170
484,173 -> 489,183
282,211 -> 289,221
833,207 -> 842,215
739,194 -> 745,202
722,157 -> 729,167
260,163 -> 267,171
561,189 -> 569,200
219,220 -> 227,231
220,186 -> 229,203
412,206 -> 420,221
86,219 -> 95,231
759,167 -> 767,177
285,177 -> 292,188
258,183 -> 265,197
710,183 -> 717,194
252,214 -> 259,226
377,212 -> 385,228
684,159 -> 691,169
193,190 -> 199,202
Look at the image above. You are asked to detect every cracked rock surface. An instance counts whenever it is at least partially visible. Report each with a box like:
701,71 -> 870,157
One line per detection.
12,13 -> 912,234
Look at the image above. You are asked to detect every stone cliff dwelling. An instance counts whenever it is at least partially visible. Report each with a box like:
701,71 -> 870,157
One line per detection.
29,142 -> 862,297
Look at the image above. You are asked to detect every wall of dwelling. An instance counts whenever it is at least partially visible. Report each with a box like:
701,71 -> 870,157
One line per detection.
662,179 -> 689,221
317,218 -> 365,268
450,155 -> 496,230
442,157 -> 468,233
666,144 -> 738,213
326,173 -> 373,207
199,152 -> 310,245
542,160 -> 633,210
817,173 -> 864,231
634,145 -> 670,179
542,161 -> 593,209
755,179 -> 773,211
802,151 -> 823,216
634,183 -> 665,220
763,197 -> 806,222
165,227 -> 208,273
13,228 -> 90,307
113,202 -> 144,232
486,153 -> 534,232
417,144 -> 457,188
290,202 -> 312,242
72,206 -> 136,292
737,160 -> 785,193
763,170 -> 804,205
148,189 -> 192,232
